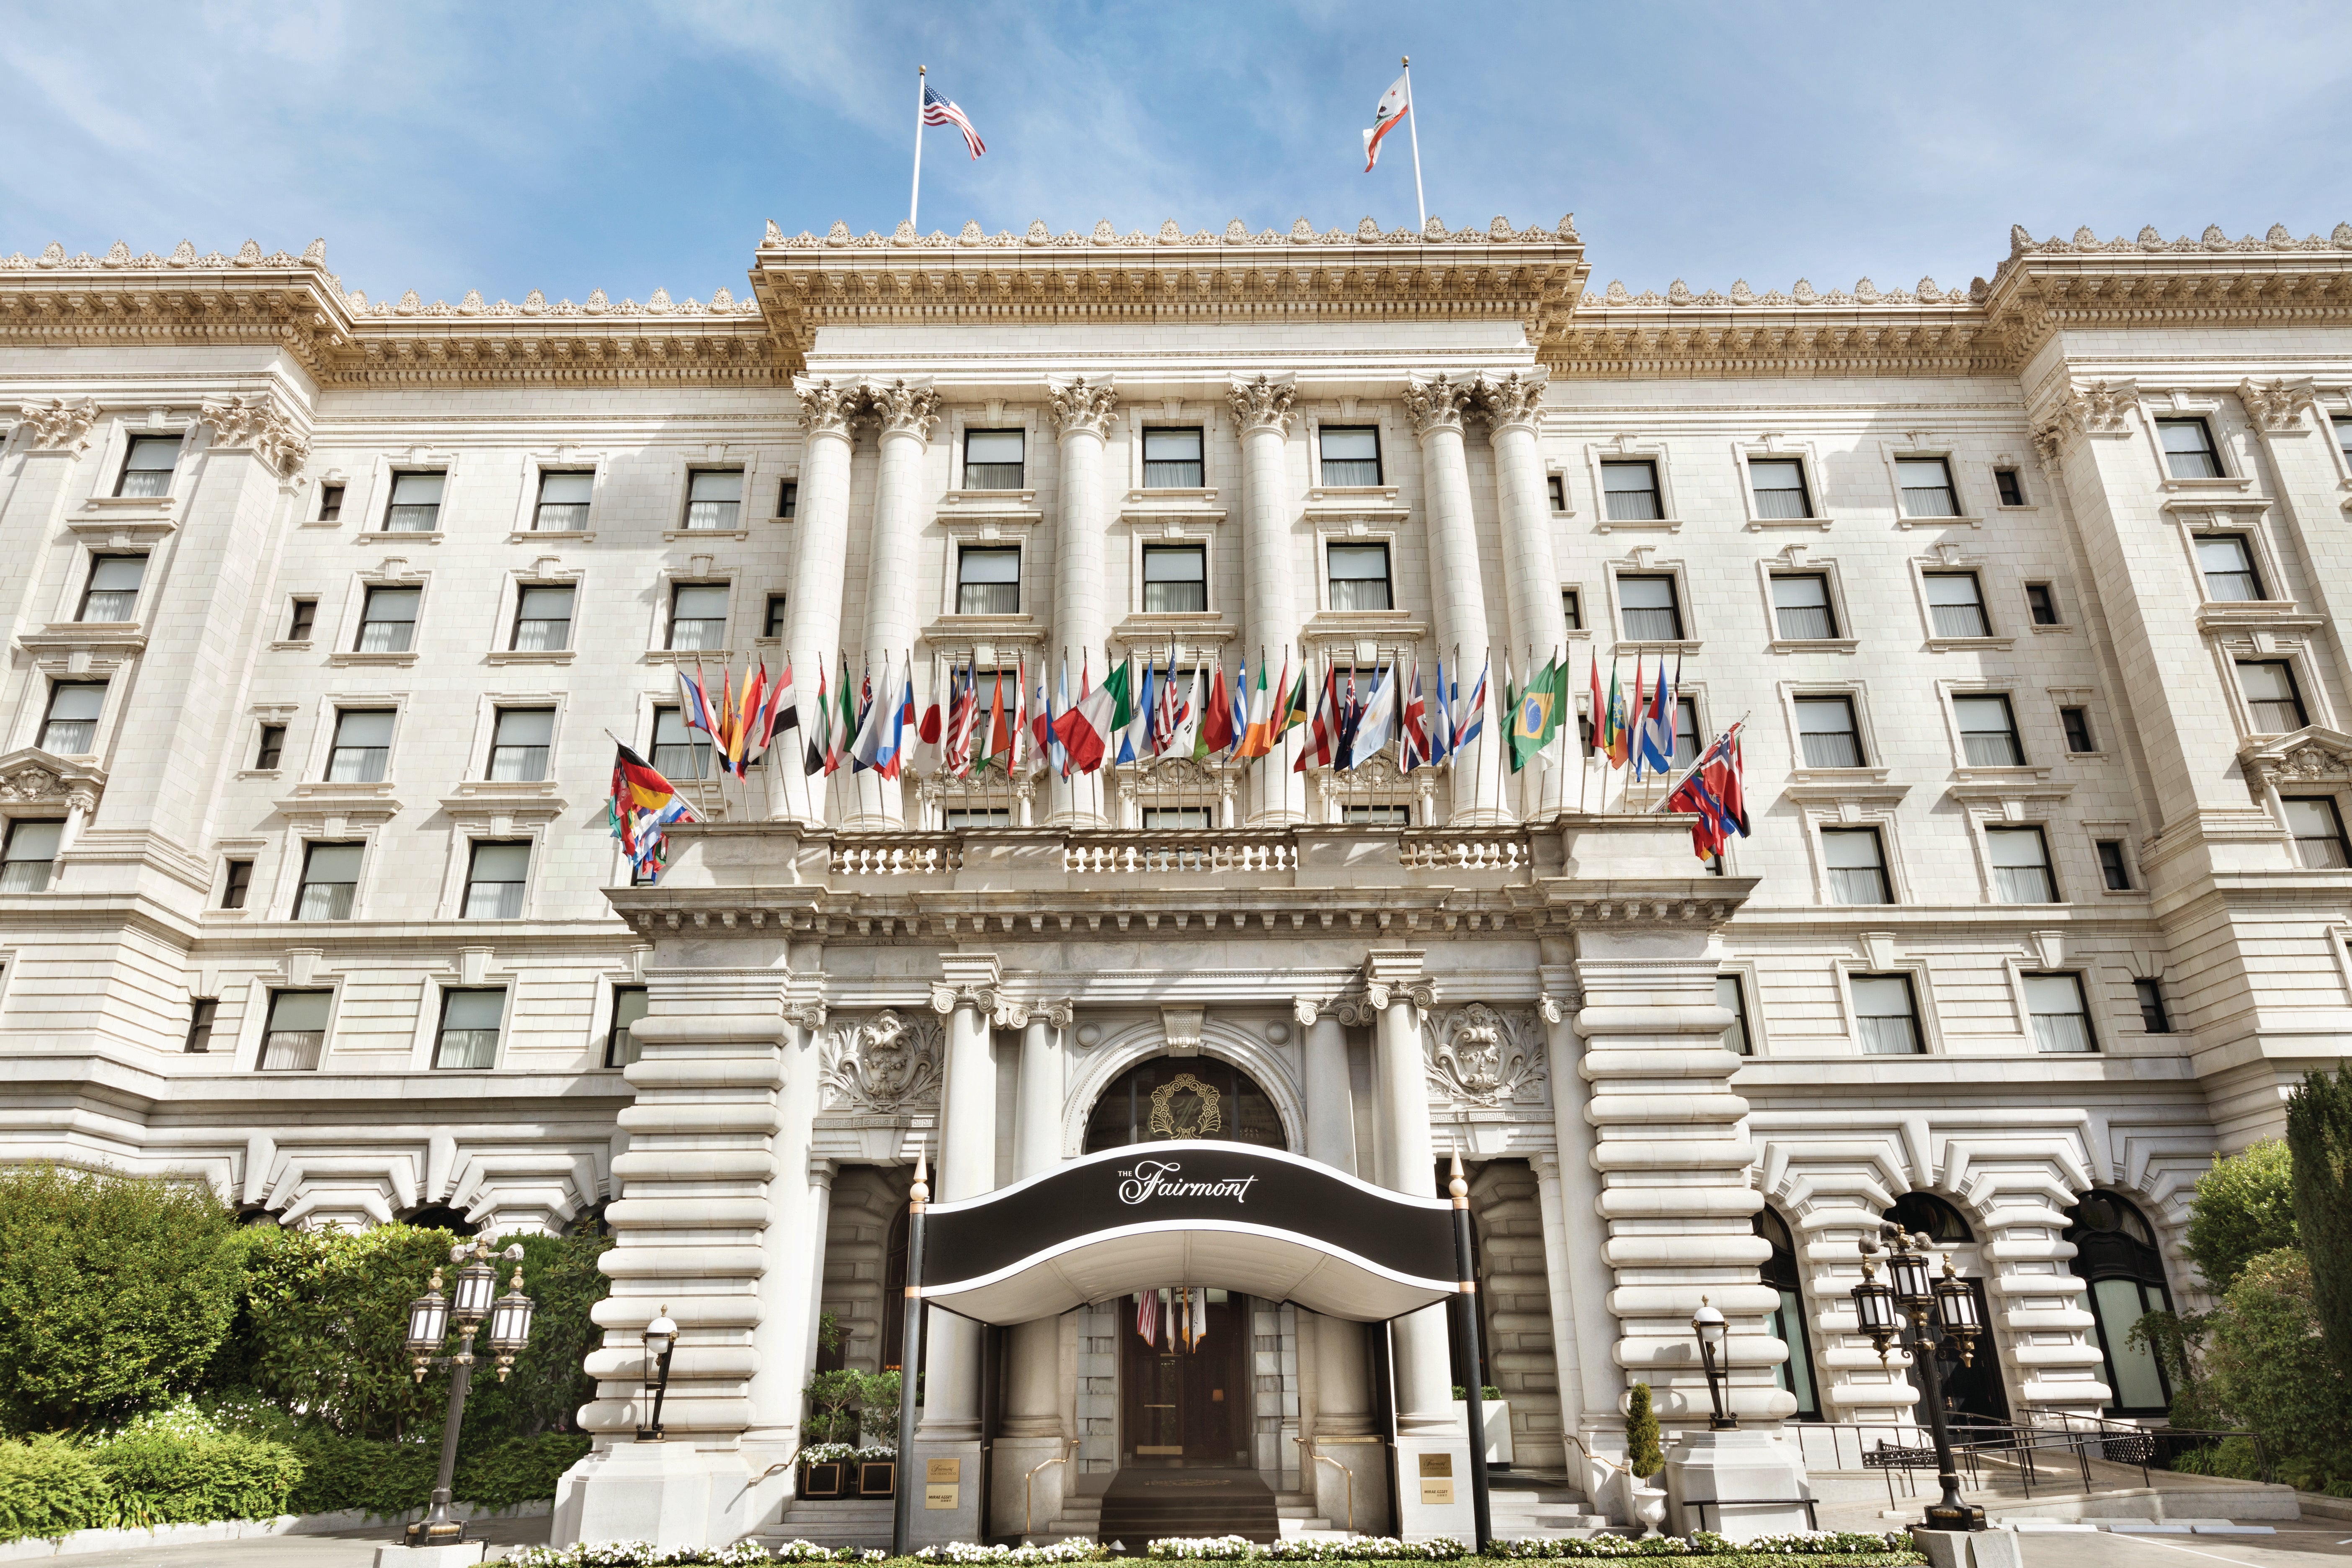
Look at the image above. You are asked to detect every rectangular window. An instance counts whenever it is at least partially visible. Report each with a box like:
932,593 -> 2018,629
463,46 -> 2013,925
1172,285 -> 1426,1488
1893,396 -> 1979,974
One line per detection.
2061,706 -> 2096,753
1749,458 -> 1813,520
955,546 -> 1021,615
1987,825 -> 2057,903
778,479 -> 797,518
1772,574 -> 1838,640
356,585 -> 420,653
221,858 -> 254,910
764,594 -> 789,639
511,584 -> 574,651
317,483 -> 344,523
434,988 -> 504,1069
286,598 -> 317,642
531,470 -> 593,531
1898,457 -> 1960,517
1792,695 -> 1862,767
1547,475 -> 1566,512
2159,417 -> 2222,479
184,998 -> 218,1054
294,842 -> 363,921
607,985 -> 650,1068
682,469 -> 742,530
963,430 -> 1025,490
1823,827 -> 1893,905
2025,972 -> 2095,1053
1318,426 -> 1381,486
327,709 -> 394,782
487,708 -> 554,782
2134,977 -> 2173,1034
40,682 -> 105,755
1673,697 -> 1701,768
260,989 -> 331,1070
463,841 -> 530,919
1617,573 -> 1684,640
115,434 -> 181,498
1561,587 -> 1583,632
1954,694 -> 2023,766
252,724 -> 286,771
2285,796 -> 2351,869
1924,571 -> 1989,637
2196,534 -> 2264,601
668,583 -> 728,650
1142,544 -> 1208,614
2337,416 -> 2352,466
1328,543 -> 1394,612
1600,460 -> 1662,521
1995,468 -> 2026,507
2025,583 -> 2061,625
1142,427 -> 1204,488
382,471 -> 446,532
78,554 -> 147,621
1143,806 -> 1216,830
1717,975 -> 1751,1056
0,820 -> 64,893
2097,839 -> 2132,891
1852,974 -> 1923,1055
2237,660 -> 2308,732
941,807 -> 1014,828
1340,804 -> 1412,826
651,706 -> 713,781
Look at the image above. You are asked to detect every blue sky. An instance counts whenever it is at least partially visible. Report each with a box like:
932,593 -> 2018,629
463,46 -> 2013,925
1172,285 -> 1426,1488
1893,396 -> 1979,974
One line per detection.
5,0 -> 2350,309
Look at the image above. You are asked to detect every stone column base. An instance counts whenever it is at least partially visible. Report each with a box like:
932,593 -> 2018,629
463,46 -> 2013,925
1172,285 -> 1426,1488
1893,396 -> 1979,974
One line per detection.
906,1437 -> 987,1548
1662,1429 -> 1813,1542
1392,1433 -> 1476,1542
1308,1437 -> 1390,1537
993,1435 -> 1074,1540
553,1438 -> 756,1548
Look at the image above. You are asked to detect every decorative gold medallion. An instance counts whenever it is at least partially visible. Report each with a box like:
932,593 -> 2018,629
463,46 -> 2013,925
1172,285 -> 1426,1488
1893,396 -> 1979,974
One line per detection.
1146,1072 -> 1222,1140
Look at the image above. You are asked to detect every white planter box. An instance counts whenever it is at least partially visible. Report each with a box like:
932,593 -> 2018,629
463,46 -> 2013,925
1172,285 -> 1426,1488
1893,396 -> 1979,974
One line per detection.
1449,1399 -> 1514,1466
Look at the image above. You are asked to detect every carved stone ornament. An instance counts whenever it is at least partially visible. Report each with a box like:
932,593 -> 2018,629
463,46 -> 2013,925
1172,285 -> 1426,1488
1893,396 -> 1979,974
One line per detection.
1291,996 -> 1323,1027
1147,1072 -> 1223,1139
1425,1002 -> 1548,1107
1225,374 -> 1296,436
1402,373 -> 1477,438
2056,379 -> 2139,437
2028,420 -> 2068,469
1047,375 -> 1119,438
1362,976 -> 1436,1016
1474,370 -> 1548,431
928,980 -> 998,1017
2252,736 -> 2352,786
818,1008 -> 944,1114
794,377 -> 861,439
18,397 -> 101,453
1114,755 -> 1233,805
866,379 -> 943,441
0,764 -> 66,803
2239,378 -> 2319,433
782,999 -> 830,1032
199,394 -> 310,477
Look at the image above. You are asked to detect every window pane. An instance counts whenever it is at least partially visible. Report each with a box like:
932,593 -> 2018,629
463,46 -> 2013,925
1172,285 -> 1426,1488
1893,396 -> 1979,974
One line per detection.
268,990 -> 331,1032
88,556 -> 147,591
359,588 -> 420,653
1772,1287 -> 1817,1413
673,585 -> 728,619
1143,428 -> 1204,487
2099,841 -> 2132,890
2196,536 -> 2262,601
436,988 -> 502,1069
1601,462 -> 1662,521
1924,572 -> 1989,637
41,682 -> 104,754
1898,458 -> 1959,516
2063,708 -> 2095,753
1773,575 -> 1836,639
2160,419 -> 2221,479
2027,973 -> 2093,1053
1988,828 -> 2056,902
1823,829 -> 1890,905
958,548 -> 1021,582
1673,699 -> 1700,766
1319,427 -> 1381,485
610,987 -> 650,1067
957,547 -> 1020,614
1142,547 -> 1207,613
1954,696 -> 2022,765
470,843 -> 531,881
1750,459 -> 1810,519
966,431 -> 1023,463
2285,798 -> 2350,867
687,470 -> 742,502
118,436 -> 181,496
334,710 -> 395,747
1715,975 -> 1750,1055
2091,1278 -> 2167,1408
304,844 -> 364,882
539,471 -> 594,504
1852,976 -> 1921,1054
1328,545 -> 1392,611
494,709 -> 554,747
443,988 -> 505,1030
389,473 -> 446,505
47,683 -> 106,722
2238,660 -> 2306,730
1618,574 -> 1682,640
1795,697 -> 1861,767
0,820 -> 64,890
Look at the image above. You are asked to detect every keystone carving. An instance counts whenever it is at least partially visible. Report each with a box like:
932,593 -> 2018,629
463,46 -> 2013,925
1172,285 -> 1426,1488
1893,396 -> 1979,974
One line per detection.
818,1008 -> 944,1114
18,398 -> 101,453
1047,375 -> 1119,438
1425,1002 -> 1548,1107
1401,373 -> 1477,438
1225,374 -> 1296,436
2239,378 -> 2318,433
199,394 -> 310,477
794,377 -> 862,439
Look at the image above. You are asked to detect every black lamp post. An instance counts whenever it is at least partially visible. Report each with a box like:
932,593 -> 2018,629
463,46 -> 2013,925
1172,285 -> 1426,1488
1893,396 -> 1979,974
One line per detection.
1691,1299 -> 1737,1430
404,1240 -> 534,1548
1849,1225 -> 1986,1532
637,1307 -> 678,1441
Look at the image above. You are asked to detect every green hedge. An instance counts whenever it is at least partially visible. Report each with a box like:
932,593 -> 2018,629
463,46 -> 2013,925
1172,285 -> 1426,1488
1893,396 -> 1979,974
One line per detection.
274,1426 -> 590,1516
0,1436 -> 112,1543
507,1554 -> 1924,1568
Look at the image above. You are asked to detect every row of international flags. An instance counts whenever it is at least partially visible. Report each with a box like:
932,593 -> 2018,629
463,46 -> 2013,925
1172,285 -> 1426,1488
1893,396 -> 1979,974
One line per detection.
1135,1287 -> 1211,1353
604,645 -> 1752,878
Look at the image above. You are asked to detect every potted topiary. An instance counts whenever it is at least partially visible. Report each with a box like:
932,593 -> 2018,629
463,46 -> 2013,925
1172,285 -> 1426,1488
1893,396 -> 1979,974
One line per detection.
799,1369 -> 864,1498
854,1370 -> 902,1496
1623,1381 -> 1669,1537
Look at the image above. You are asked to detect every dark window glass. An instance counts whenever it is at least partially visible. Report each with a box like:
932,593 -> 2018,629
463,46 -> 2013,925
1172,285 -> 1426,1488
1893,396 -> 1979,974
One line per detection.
40,682 -> 105,755
1617,573 -> 1683,640
326,710 -> 394,782
116,435 -> 181,497
253,725 -> 286,771
294,843 -> 362,921
956,547 -> 1021,615
2237,660 -> 2307,732
512,585 -> 573,651
317,483 -> 345,522
964,430 -> 1025,490
682,469 -> 742,530
2285,796 -> 2351,869
1143,428 -> 1204,488
1925,571 -> 1990,637
1717,975 -> 1752,1056
941,807 -> 1014,828
1546,475 -> 1566,511
2097,840 -> 2132,891
1601,460 -> 1662,521
1987,826 -> 2056,903
1561,588 -> 1583,632
356,586 -> 420,653
764,594 -> 789,639
1757,1209 -> 1821,1420
2197,535 -> 2264,601
383,471 -> 445,532
2133,979 -> 2172,1034
1673,697 -> 1700,767
2026,972 -> 2095,1052
1852,974 -> 1923,1054
0,820 -> 64,894
286,598 -> 317,641
2061,707 -> 2096,753
221,859 -> 254,910
260,989 -> 331,1070
652,706 -> 712,781
2064,1192 -> 2175,1413
487,709 -> 553,782
534,470 -> 593,531
1143,806 -> 1216,830
607,986 -> 650,1068
1773,574 -> 1838,640
1995,468 -> 2026,507
184,998 -> 219,1053
2337,416 -> 2352,465
2025,583 -> 2061,625
1795,695 -> 1863,768
668,584 -> 727,650
1898,457 -> 1960,517
1339,804 -> 1411,826
435,988 -> 504,1069
778,480 -> 798,518
1750,459 -> 1812,519
1142,545 -> 1208,613
1823,828 -> 1893,905
1954,694 -> 2023,766
1082,1055 -> 1287,1153
78,555 -> 147,621
2159,418 -> 2222,479
1887,1192 -> 1974,1243
1328,544 -> 1393,612
1318,427 -> 1381,486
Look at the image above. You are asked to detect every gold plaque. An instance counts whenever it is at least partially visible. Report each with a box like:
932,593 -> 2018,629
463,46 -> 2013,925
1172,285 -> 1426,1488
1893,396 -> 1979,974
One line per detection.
926,1458 -> 961,1483
1420,1479 -> 1456,1505
1418,1452 -> 1453,1479
925,1484 -> 959,1511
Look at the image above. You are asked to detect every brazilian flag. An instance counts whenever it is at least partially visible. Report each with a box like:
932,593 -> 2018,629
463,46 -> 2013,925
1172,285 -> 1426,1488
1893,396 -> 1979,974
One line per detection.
1509,656 -> 1563,769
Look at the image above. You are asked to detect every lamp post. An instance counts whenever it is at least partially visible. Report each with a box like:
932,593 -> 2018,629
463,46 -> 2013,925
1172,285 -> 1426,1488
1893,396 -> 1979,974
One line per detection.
404,1240 -> 534,1548
1691,1299 -> 1737,1430
637,1307 -> 678,1441
1849,1225 -> 1986,1532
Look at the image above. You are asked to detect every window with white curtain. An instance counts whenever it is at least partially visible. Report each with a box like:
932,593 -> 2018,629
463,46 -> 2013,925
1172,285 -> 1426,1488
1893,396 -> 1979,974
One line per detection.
116,435 -> 182,497
1749,459 -> 1813,520
1717,975 -> 1752,1056
534,470 -> 594,530
294,843 -> 363,921
1327,544 -> 1393,612
1601,460 -> 1662,521
963,430 -> 1025,489
1924,571 -> 1990,637
1772,574 -> 1837,640
1953,694 -> 2023,766
435,988 -> 505,1069
607,986 -> 650,1068
356,586 -> 421,653
1142,428 -> 1204,488
382,471 -> 446,532
1987,826 -> 2057,903
1616,574 -> 1683,640
487,708 -> 554,782
327,710 -> 395,782
1794,695 -> 1863,767
1898,457 -> 1959,517
1822,827 -> 1893,905
260,989 -> 332,1070
2196,535 -> 2264,601
78,555 -> 147,621
668,583 -> 728,650
2159,418 -> 2222,479
0,820 -> 64,894
463,842 -> 531,919
1851,974 -> 1923,1054
956,547 -> 1021,614
1317,427 -> 1380,486
511,585 -> 574,651
39,682 -> 105,755
1142,545 -> 1207,613
682,469 -> 743,530
2285,797 -> 2351,869
2237,660 -> 2308,732
2025,972 -> 2094,1052
652,706 -> 713,781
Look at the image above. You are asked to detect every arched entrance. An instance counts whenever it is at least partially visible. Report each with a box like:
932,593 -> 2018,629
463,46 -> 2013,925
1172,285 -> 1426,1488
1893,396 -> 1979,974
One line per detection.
1756,1208 -> 1821,1420
1083,1055 -> 1288,1153
1885,1192 -> 2009,1425
2063,1191 -> 2175,1414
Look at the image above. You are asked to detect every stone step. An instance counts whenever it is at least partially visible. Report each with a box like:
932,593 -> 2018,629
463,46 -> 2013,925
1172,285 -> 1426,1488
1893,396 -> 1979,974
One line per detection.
1277,1516 -> 1336,1537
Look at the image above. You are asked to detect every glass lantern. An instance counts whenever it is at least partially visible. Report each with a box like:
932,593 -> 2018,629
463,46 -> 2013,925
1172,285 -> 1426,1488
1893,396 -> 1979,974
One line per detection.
1850,1264 -> 1902,1362
488,1270 -> 536,1381
453,1246 -> 499,1324
1691,1301 -> 1727,1353
644,1310 -> 677,1362
405,1271 -> 449,1380
1885,1237 -> 1933,1306
1934,1264 -> 1982,1364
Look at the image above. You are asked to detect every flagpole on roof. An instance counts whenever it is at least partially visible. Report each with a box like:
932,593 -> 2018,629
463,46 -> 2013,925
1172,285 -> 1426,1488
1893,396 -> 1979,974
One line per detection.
910,66 -> 927,233
1401,55 -> 1426,233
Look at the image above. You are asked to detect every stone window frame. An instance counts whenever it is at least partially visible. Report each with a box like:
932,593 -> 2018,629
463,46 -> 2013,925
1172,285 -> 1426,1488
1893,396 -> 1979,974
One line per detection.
268,820 -> 393,925
1583,434 -> 1684,535
588,948 -> 652,1072
507,448 -> 611,540
61,543 -> 157,631
647,558 -> 743,663
1786,789 -> 1914,907
14,660 -> 132,760
1989,454 -> 2040,513
663,446 -> 766,542
2020,577 -> 2073,633
237,703 -> 299,782
1906,545 -> 2017,652
2044,685 -> 2112,762
2131,388 -> 2253,495
945,404 -> 1043,503
1603,547 -> 1702,652
328,560 -> 432,668
1756,547 -> 1860,654
2080,820 -> 2145,899
1714,960 -> 1769,1056
1828,948 -> 1948,1057
417,978 -> 514,1073
2213,632 -> 2337,740
1999,953 -> 2106,1056
1731,433 -> 1834,532
88,409 -> 201,508
2311,387 -> 2352,504
1973,818 -> 2069,908
356,448 -> 464,543
487,558 -> 587,666
1775,678 -> 1891,785
1935,677 -> 2050,784
1125,402 -> 1218,496
1305,514 -> 1416,622
1875,436 -> 1986,530
457,689 -> 569,788
226,970 -> 350,1073
435,830 -> 548,923
206,835 -> 270,924
1126,525 -> 1222,622
300,690 -> 411,789
935,514 -> 1042,625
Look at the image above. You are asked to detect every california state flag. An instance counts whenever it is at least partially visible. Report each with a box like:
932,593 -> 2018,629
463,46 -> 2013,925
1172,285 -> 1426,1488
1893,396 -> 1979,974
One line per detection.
1362,72 -> 1409,171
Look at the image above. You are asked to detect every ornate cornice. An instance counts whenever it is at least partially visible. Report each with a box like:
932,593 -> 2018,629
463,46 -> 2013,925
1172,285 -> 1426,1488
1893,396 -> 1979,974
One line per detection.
1046,375 -> 1119,438
1401,372 -> 1477,438
16,397 -> 101,453
199,393 -> 309,477
1226,374 -> 1297,436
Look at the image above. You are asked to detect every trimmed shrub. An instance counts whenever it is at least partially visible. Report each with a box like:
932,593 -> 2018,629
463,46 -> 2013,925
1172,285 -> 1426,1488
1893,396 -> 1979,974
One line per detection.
2289,1065 -> 2352,1384
456,1433 -> 593,1510
88,1406 -> 302,1525
237,1222 -> 458,1442
0,1164 -> 242,1432
0,1435 -> 109,1543
449,1231 -> 612,1442
1624,1382 -> 1664,1480
2184,1140 -> 2298,1293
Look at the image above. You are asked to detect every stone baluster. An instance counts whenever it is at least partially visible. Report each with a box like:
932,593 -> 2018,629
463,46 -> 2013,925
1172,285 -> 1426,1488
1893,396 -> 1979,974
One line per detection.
779,379 -> 862,825
1229,374 -> 1306,824
1405,374 -> 1507,825
848,379 -> 942,828
1048,377 -> 1118,826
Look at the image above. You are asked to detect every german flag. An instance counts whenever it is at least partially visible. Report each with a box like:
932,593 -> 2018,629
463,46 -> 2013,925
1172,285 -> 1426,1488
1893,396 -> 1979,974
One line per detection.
609,742 -> 688,857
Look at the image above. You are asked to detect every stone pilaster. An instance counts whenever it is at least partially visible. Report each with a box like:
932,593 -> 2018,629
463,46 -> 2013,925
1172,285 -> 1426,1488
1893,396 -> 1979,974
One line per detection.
1406,374 -> 1508,825
1230,374 -> 1306,824
1049,377 -> 1117,827
778,378 -> 861,824
848,378 -> 941,828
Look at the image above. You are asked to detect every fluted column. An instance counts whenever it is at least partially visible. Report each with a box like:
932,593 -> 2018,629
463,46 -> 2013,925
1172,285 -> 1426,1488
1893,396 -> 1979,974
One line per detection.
1048,378 -> 1117,827
1406,375 -> 1507,825
779,379 -> 862,825
849,379 -> 941,829
1230,375 -> 1306,824
1480,372 -> 1572,821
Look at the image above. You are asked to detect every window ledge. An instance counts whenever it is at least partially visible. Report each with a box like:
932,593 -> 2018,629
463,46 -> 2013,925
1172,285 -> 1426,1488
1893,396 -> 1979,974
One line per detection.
1896,513 -> 1985,531
943,487 -> 1039,505
486,649 -> 575,665
18,626 -> 147,655
646,647 -> 737,665
1594,516 -> 1684,535
201,908 -> 254,923
2028,621 -> 2076,634
364,531 -> 443,544
1924,635 -> 2016,652
235,769 -> 284,781
67,507 -> 175,544
1767,638 -> 1859,655
1994,503 -> 2042,514
664,527 -> 750,542
2161,476 -> 2255,497
2196,601 -> 2320,634
327,651 -> 419,668
1790,766 -> 1892,785
1783,779 -> 1910,805
269,639 -> 315,653
508,530 -> 596,544
1306,484 -> 1400,504
1611,638 -> 1702,655
1743,514 -> 1834,533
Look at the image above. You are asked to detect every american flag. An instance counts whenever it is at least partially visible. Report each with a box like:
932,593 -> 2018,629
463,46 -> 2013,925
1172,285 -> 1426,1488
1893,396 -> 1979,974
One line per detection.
923,83 -> 986,160
1135,1288 -> 1159,1346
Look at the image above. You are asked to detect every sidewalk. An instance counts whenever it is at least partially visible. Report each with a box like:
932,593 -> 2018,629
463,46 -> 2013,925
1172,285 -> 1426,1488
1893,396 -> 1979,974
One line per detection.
6,1513 -> 549,1568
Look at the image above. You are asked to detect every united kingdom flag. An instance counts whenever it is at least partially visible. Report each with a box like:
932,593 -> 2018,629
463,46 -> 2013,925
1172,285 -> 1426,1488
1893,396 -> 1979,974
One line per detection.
923,83 -> 987,160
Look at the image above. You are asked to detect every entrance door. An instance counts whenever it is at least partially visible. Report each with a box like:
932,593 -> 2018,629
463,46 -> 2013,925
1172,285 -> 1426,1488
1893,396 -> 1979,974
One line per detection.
1120,1290 -> 1251,1467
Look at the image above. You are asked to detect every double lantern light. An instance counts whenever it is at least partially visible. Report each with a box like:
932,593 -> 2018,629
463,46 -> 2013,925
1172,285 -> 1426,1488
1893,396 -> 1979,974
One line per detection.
1848,1223 -> 1989,1533
399,1240 -> 537,1549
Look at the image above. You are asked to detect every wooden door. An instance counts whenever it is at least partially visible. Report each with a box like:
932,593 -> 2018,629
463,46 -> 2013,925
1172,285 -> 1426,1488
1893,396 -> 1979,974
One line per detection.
1120,1291 -> 1251,1467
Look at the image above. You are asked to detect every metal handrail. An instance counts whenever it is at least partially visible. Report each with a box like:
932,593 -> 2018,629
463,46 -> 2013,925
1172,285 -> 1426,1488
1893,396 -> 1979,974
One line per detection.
1024,1438 -> 1081,1539
1292,1436 -> 1355,1534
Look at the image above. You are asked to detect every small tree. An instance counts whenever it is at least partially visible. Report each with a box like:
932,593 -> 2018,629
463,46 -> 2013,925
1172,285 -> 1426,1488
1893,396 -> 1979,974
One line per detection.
2288,1065 -> 2352,1385
2183,1140 -> 2298,1293
855,1371 -> 902,1448
1623,1381 -> 1665,1480
2199,1248 -> 2352,1491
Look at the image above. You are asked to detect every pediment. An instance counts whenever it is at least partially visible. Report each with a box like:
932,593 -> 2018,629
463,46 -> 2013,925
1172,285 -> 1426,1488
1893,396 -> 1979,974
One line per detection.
2241,726 -> 2352,785
0,747 -> 105,807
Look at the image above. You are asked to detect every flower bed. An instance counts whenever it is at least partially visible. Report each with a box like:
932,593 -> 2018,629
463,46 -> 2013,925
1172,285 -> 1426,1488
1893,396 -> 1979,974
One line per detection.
505,1535 -> 1927,1568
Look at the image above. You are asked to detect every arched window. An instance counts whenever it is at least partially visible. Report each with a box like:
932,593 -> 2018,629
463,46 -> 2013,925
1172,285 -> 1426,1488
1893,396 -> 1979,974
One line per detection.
1880,1191 -> 2008,1423
1756,1208 -> 1821,1420
1886,1191 -> 1972,1243
1082,1055 -> 1287,1154
401,1203 -> 479,1236
2064,1191 -> 2174,1415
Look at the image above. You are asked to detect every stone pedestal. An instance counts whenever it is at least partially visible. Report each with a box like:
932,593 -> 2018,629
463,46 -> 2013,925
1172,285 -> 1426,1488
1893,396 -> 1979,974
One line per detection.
1308,1437 -> 1388,1536
374,1545 -> 486,1568
1911,1527 -> 2023,1568
905,1438 -> 986,1548
1662,1429 -> 1812,1541
994,1434 -> 1074,1541
1392,1432 -> 1477,1542
553,1438 -> 750,1547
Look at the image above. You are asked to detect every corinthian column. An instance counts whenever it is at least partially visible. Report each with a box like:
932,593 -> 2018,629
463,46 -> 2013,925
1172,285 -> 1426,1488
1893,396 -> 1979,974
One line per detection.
1229,374 -> 1305,824
1479,372 -> 1571,819
1048,377 -> 1118,827
848,379 -> 941,829
778,379 -> 862,825
1405,374 -> 1507,825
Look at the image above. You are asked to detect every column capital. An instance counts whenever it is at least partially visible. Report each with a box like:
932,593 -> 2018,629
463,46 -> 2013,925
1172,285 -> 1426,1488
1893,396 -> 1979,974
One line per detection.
199,392 -> 311,477
1402,373 -> 1477,438
1473,369 -> 1550,433
17,396 -> 99,453
1363,949 -> 1434,1016
793,376 -> 863,439
2240,376 -> 2320,433
865,377 -> 942,441
1226,372 -> 1297,436
1047,374 -> 1119,438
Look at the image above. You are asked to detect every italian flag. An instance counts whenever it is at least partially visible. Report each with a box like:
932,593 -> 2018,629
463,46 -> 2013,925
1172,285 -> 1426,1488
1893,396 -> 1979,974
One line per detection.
1055,658 -> 1130,775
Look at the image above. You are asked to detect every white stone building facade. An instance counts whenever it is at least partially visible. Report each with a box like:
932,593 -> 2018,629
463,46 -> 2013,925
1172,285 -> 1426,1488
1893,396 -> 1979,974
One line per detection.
1,213 -> 2349,1544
